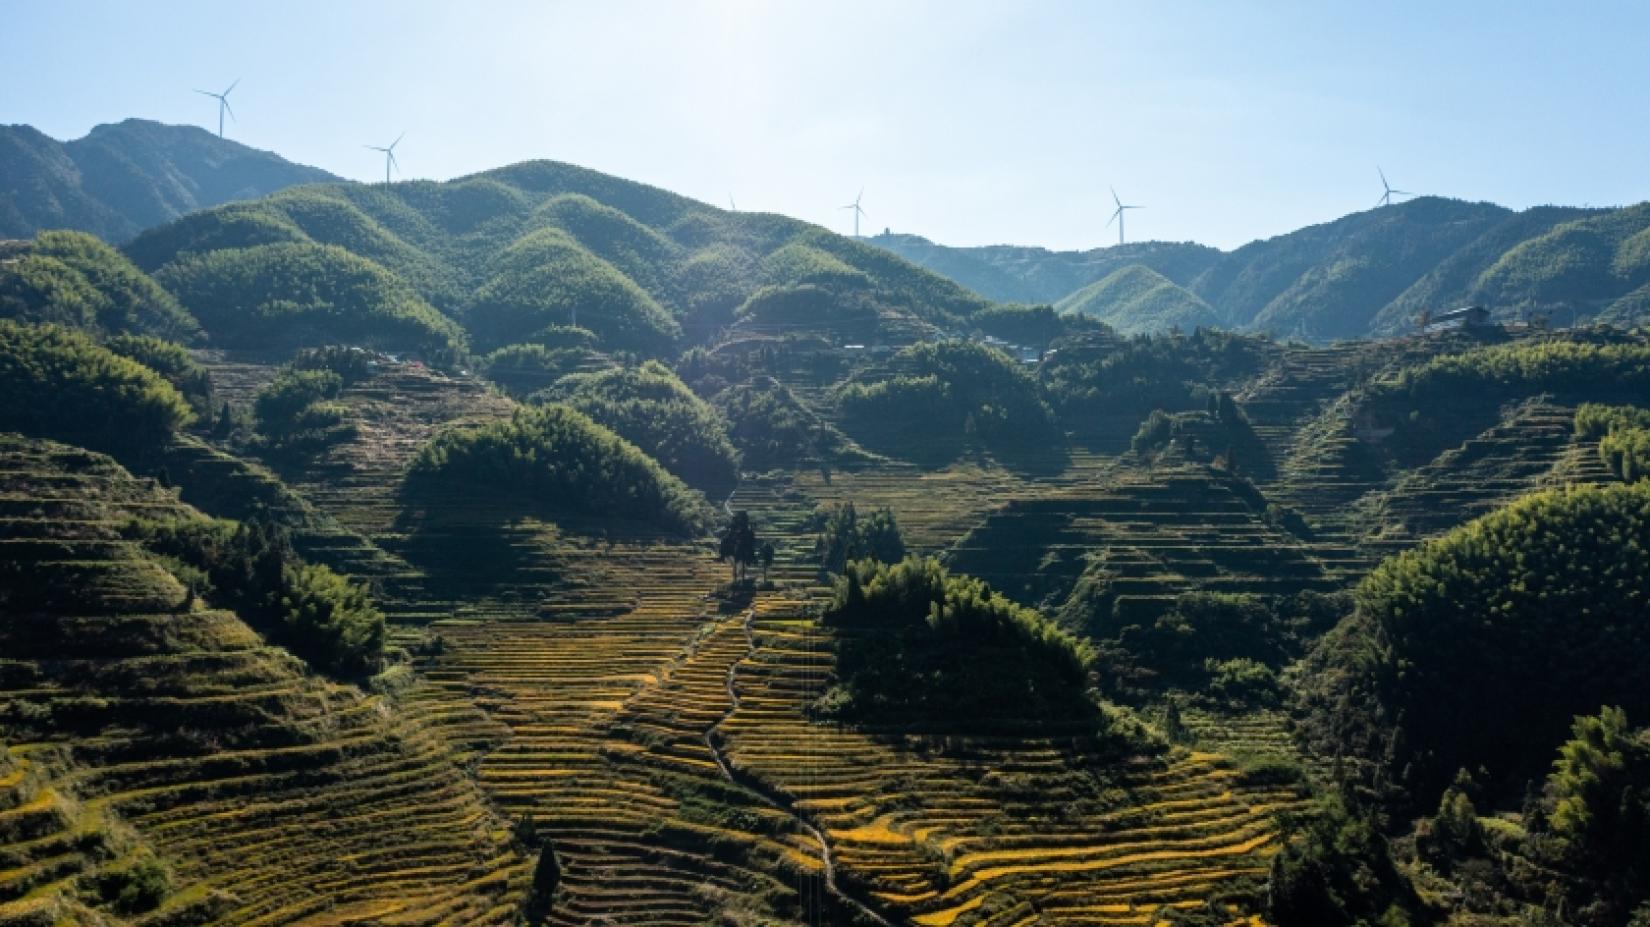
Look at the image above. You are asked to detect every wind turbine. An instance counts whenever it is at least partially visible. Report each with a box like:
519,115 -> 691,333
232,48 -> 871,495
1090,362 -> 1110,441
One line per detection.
841,189 -> 866,237
1106,187 -> 1143,245
1375,167 -> 1415,207
365,134 -> 405,186
729,194 -> 737,211
194,79 -> 239,138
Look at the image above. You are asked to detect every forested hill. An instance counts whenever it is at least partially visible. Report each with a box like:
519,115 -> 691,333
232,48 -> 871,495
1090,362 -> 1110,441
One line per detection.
120,158 -> 995,358
871,196 -> 1650,341
0,119 -> 338,242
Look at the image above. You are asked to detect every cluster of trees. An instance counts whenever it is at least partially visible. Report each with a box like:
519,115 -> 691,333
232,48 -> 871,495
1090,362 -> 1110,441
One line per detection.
0,230 -> 197,340
716,511 -> 775,584
404,403 -> 714,535
808,502 -> 905,575
835,340 -> 1059,458
1040,328 -> 1270,427
1299,482 -> 1650,808
479,329 -> 604,397
103,333 -> 214,418
123,515 -> 384,677
154,242 -> 466,360
542,361 -> 740,498
819,556 -> 1096,732
1382,337 -> 1650,406
968,304 -> 1082,356
1128,392 -> 1265,474
252,368 -> 355,457
1059,588 -> 1345,704
1576,403 -> 1650,483
0,320 -> 195,453
712,376 -> 853,472
1271,706 -> 1650,927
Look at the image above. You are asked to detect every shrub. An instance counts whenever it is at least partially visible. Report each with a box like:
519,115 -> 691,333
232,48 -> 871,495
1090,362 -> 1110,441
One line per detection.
405,403 -> 714,535
279,563 -> 387,677
0,320 -> 194,452
96,853 -> 171,914
124,515 -> 385,677
291,345 -> 378,385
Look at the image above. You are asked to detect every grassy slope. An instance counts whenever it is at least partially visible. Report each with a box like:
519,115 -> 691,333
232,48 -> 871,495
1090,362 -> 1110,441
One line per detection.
1056,264 -> 1221,334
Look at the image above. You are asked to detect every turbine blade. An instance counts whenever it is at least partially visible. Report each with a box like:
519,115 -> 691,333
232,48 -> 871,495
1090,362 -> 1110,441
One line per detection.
392,132 -> 405,149
222,99 -> 236,121
389,151 -> 400,170
1111,186 -> 1121,207
1378,166 -> 1388,186
1106,210 -> 1119,228
194,89 -> 216,97
224,78 -> 240,96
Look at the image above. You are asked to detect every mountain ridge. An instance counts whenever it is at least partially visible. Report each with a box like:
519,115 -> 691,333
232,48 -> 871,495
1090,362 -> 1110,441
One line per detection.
871,196 -> 1650,342
0,118 -> 338,243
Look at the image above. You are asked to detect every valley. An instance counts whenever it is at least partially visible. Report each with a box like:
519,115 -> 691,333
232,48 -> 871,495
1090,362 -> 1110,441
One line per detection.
2,122 -> 1649,927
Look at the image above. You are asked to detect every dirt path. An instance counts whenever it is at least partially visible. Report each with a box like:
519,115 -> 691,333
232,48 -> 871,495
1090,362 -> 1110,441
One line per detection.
703,606 -> 895,927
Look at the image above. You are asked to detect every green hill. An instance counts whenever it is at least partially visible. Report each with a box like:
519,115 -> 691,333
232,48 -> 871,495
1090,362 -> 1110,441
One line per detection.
124,160 -> 995,361
0,230 -> 197,339
1300,483 -> 1650,807
0,119 -> 337,242
1056,263 -> 1221,334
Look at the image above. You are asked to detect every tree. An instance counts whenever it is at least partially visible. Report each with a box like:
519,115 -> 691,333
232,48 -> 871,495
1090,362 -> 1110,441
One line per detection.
812,502 -> 906,575
718,511 -> 758,583
758,541 -> 776,583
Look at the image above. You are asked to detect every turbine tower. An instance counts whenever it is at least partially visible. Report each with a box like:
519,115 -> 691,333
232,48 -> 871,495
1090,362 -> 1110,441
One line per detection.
194,79 -> 240,138
729,194 -> 737,211
841,189 -> 866,237
1107,187 -> 1143,245
365,134 -> 405,186
1375,167 -> 1414,207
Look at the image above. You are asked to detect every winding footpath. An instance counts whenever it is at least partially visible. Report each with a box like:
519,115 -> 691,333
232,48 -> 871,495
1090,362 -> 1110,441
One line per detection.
703,606 -> 896,927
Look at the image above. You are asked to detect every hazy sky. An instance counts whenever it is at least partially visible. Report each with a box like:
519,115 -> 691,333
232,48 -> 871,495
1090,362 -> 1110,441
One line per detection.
6,1 -> 1648,251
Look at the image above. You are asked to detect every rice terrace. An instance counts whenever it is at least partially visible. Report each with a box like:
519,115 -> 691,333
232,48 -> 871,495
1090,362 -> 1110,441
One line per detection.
4,4 -> 1650,926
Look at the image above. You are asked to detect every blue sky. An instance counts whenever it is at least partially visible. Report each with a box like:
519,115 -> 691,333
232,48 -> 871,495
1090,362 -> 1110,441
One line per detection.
5,1 -> 1647,250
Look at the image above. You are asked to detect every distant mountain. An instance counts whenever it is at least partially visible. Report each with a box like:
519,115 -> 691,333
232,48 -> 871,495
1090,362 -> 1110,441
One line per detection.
871,197 -> 1650,342
869,233 -> 1220,305
0,119 -> 338,243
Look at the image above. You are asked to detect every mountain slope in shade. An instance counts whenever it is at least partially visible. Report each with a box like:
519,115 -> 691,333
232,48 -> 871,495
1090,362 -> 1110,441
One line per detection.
0,119 -> 338,242
1056,263 -> 1220,334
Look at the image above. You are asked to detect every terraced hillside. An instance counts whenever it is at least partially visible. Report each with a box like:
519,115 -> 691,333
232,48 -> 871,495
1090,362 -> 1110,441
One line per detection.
0,436 -> 527,924
724,589 -> 1308,926
944,470 -> 1339,619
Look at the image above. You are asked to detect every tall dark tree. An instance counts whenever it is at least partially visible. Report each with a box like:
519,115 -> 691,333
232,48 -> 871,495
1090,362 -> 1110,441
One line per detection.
718,511 -> 758,582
